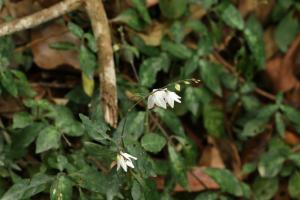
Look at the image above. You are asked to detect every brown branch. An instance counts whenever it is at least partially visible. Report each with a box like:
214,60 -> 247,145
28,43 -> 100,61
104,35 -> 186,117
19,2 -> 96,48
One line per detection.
85,0 -> 118,128
0,0 -> 82,37
212,52 -> 276,101
0,0 -> 118,127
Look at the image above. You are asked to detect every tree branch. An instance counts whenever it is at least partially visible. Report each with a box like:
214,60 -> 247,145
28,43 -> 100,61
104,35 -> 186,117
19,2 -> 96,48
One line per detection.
0,0 -> 118,127
0,0 -> 82,37
85,0 -> 118,127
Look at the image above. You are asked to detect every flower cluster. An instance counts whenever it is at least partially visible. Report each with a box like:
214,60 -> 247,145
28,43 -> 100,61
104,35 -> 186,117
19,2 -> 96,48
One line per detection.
147,89 -> 181,109
116,151 -> 137,172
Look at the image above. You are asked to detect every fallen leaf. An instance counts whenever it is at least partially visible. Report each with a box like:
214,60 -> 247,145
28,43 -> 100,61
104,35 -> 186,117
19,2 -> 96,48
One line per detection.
263,27 -> 278,59
31,23 -> 81,70
239,0 -> 275,22
265,34 -> 300,107
137,22 -> 167,46
155,167 -> 219,192
284,130 -> 300,145
198,136 -> 225,169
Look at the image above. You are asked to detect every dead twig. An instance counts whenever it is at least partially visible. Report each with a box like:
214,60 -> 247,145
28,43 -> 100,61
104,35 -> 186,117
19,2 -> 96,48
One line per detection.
0,0 -> 118,127
0,0 -> 82,37
85,0 -> 118,128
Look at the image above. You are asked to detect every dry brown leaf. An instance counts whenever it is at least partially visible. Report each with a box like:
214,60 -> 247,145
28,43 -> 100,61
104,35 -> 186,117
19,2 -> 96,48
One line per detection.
31,23 -> 81,70
138,22 -> 167,46
198,136 -> 225,169
239,0 -> 275,22
215,139 -> 242,178
0,97 -> 24,117
155,167 -> 219,192
284,131 -> 300,145
263,27 -> 278,59
265,34 -> 300,107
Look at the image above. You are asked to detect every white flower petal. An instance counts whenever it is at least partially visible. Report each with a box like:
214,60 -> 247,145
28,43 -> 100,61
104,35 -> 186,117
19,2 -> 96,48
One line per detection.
126,160 -> 135,169
164,93 -> 174,108
120,151 -> 137,160
119,155 -> 128,172
154,90 -> 167,109
147,95 -> 155,109
164,90 -> 181,108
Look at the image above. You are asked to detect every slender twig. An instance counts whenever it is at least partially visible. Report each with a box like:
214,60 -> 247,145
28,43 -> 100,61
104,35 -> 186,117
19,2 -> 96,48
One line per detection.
0,0 -> 82,37
212,52 -> 276,101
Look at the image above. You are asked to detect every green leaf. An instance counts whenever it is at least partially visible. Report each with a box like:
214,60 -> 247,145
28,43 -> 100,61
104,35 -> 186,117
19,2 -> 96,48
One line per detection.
84,142 -> 115,167
131,181 -> 143,200
275,112 -> 285,137
131,35 -> 160,57
184,87 -> 211,117
275,11 -> 299,52
12,112 -> 33,129
113,9 -> 147,31
50,106 -> 84,137
180,55 -> 199,78
131,0 -> 151,24
220,3 -> 244,30
161,40 -> 193,60
242,162 -> 257,175
281,105 -> 300,127
289,153 -> 300,167
36,126 -> 61,153
203,104 -> 224,137
168,144 -> 188,189
155,109 -> 185,136
139,53 -> 170,87
253,177 -> 278,200
2,174 -> 53,200
1,180 -> 29,200
258,151 -> 285,178
70,167 -> 119,198
50,175 -> 73,200
84,32 -> 97,53
243,15 -> 265,69
24,174 -> 54,197
79,114 -> 110,142
68,22 -> 84,38
241,119 -> 267,137
49,41 -> 76,51
0,71 -> 18,97
159,0 -> 187,19
12,122 -> 44,148
195,191 -> 218,200
124,112 -> 146,140
141,133 -> 166,153
204,168 -> 243,197
199,60 -> 222,96
79,45 -> 97,78
288,171 -> 300,198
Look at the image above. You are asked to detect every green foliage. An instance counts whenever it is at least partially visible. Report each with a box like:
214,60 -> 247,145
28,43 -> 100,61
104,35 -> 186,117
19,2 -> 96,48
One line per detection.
141,133 -> 166,153
204,168 -> 244,197
243,15 -> 265,70
275,11 -> 299,52
159,0 -> 187,19
0,1 -> 299,200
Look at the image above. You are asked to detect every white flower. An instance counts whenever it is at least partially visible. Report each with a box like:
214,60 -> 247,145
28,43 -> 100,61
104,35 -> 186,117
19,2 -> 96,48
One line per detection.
116,151 -> 137,172
164,90 -> 181,108
147,89 -> 167,109
147,89 -> 181,109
